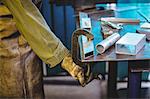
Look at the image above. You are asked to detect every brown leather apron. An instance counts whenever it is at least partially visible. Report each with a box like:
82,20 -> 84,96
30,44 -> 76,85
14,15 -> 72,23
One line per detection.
0,5 -> 44,98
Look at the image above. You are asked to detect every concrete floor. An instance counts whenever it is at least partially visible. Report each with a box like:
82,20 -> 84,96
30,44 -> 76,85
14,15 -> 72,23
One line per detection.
43,76 -> 150,99
44,76 -> 104,99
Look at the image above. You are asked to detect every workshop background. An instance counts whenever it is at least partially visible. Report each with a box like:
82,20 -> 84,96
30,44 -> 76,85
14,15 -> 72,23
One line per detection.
33,0 -> 150,99
41,0 -> 149,80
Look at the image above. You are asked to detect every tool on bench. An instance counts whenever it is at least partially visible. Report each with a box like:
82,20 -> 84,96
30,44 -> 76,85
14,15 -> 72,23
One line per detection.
136,29 -> 150,41
72,29 -> 101,86
100,17 -> 140,24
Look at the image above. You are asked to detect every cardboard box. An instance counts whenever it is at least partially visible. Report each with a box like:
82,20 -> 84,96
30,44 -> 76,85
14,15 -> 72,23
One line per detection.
116,33 -> 146,55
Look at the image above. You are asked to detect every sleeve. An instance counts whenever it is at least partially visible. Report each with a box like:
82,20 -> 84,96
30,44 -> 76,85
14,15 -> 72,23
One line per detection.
2,0 -> 70,67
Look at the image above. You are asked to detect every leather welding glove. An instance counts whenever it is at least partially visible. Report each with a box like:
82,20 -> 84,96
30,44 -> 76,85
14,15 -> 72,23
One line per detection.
61,54 -> 85,86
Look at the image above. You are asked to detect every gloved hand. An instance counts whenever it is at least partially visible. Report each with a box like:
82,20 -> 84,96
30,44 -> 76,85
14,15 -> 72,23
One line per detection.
61,54 -> 86,86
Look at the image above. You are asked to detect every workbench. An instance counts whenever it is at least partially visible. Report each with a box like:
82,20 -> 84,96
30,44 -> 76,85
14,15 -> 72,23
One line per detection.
74,3 -> 150,98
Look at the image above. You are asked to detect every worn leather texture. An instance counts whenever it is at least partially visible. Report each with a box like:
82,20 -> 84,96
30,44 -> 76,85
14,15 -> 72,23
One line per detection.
0,25 -> 44,99
0,5 -> 11,16
0,46 -> 44,98
0,18 -> 17,39
0,6 -> 44,98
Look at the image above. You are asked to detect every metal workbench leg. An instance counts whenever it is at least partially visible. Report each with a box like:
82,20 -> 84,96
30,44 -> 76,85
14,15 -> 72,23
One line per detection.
128,71 -> 142,98
128,62 -> 142,98
107,61 -> 118,98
